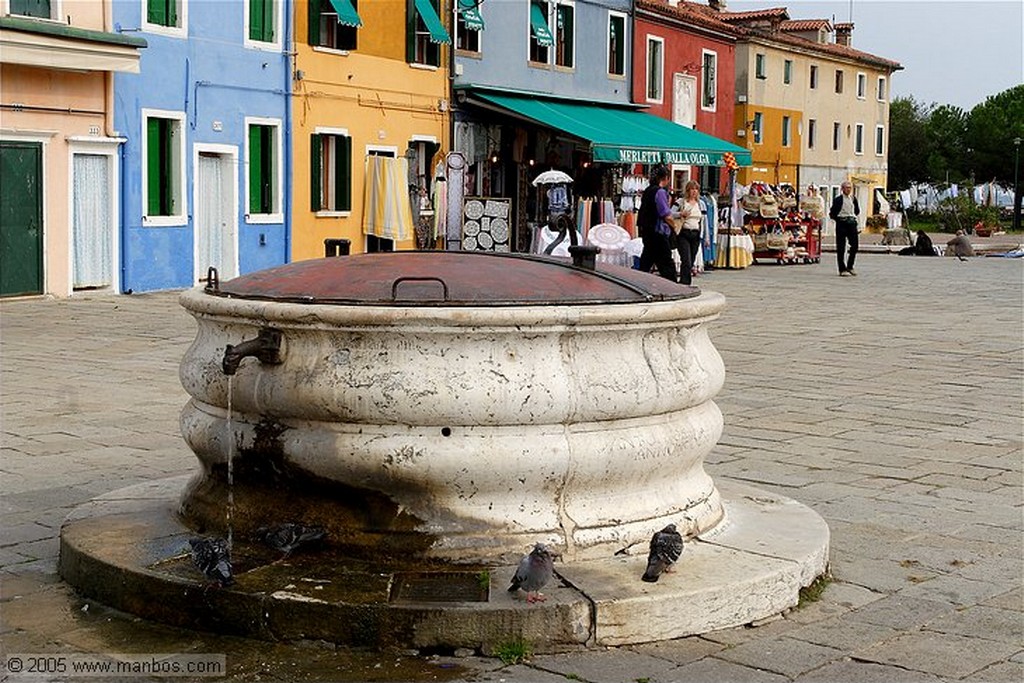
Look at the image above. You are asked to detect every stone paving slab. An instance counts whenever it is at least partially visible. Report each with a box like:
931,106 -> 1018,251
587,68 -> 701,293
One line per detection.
2,253 -> 1022,681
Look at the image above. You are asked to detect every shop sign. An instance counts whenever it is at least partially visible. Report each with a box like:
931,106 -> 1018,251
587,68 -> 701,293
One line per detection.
600,147 -> 725,166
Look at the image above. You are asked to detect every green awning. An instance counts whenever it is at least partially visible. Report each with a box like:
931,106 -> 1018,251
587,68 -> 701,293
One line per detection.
327,0 -> 362,28
529,2 -> 553,47
414,0 -> 450,44
472,91 -> 752,167
458,0 -> 484,31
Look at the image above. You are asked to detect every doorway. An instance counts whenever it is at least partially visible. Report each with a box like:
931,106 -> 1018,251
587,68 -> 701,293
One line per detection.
72,153 -> 116,291
0,141 -> 44,297
194,149 -> 238,283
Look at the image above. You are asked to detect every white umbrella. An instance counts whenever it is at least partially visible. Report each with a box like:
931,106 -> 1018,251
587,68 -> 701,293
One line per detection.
532,169 -> 573,186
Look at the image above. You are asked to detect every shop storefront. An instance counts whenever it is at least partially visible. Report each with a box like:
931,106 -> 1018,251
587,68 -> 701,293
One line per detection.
452,87 -> 751,260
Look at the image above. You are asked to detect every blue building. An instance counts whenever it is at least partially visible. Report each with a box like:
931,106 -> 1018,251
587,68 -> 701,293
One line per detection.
113,0 -> 291,292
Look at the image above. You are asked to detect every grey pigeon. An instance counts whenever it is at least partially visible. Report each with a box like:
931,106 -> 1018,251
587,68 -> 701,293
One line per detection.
255,523 -> 326,557
508,543 -> 557,604
188,537 -> 233,586
641,524 -> 684,583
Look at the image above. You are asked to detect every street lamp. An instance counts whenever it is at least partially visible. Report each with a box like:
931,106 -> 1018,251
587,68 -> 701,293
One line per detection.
1014,137 -> 1022,233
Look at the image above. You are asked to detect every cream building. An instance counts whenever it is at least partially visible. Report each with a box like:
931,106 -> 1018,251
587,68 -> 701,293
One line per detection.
719,7 -> 902,229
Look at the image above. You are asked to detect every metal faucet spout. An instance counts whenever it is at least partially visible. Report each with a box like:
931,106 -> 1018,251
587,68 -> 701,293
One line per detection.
222,328 -> 283,375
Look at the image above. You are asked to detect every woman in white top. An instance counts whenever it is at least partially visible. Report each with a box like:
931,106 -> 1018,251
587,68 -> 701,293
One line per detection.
675,180 -> 704,285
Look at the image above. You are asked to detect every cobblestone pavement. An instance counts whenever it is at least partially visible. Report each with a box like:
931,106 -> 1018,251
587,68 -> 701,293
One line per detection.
2,252 -> 1021,682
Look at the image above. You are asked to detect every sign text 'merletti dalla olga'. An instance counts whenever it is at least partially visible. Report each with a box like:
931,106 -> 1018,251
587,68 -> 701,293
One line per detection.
600,148 -> 726,166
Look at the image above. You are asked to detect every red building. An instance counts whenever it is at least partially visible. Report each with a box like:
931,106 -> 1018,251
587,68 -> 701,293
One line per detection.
633,0 -> 740,194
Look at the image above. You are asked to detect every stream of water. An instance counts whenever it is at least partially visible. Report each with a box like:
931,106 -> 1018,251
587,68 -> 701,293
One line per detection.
226,375 -> 234,553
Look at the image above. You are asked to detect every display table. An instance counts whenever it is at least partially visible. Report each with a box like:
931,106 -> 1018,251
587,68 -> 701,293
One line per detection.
714,231 -> 754,269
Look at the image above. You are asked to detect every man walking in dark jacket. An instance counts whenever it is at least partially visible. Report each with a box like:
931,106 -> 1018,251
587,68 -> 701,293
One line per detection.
829,181 -> 860,276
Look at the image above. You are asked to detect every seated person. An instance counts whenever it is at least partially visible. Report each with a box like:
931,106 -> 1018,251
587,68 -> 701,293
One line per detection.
945,230 -> 975,259
898,230 -> 937,256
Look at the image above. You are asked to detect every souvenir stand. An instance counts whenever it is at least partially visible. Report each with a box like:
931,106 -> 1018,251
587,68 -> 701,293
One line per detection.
714,153 -> 754,269
743,183 -> 821,265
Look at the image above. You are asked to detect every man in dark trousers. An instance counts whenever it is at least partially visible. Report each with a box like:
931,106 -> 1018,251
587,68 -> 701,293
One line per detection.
829,180 -> 860,276
637,165 -> 677,281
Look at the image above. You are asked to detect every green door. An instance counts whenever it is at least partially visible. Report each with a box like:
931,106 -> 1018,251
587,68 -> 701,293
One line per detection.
0,142 -> 44,297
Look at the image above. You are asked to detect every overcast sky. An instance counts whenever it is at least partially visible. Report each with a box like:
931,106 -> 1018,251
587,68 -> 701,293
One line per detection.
724,0 -> 1024,111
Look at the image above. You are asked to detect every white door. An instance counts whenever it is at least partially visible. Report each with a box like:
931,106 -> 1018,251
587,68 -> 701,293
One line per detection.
195,152 -> 237,282
72,154 -> 113,290
672,73 -> 697,129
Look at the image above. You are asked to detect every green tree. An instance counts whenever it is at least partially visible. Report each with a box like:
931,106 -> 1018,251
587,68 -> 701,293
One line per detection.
887,96 -> 930,190
925,104 -> 968,183
966,84 -> 1024,185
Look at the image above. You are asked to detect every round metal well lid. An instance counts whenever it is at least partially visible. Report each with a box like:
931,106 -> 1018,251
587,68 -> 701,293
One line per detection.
207,251 -> 698,306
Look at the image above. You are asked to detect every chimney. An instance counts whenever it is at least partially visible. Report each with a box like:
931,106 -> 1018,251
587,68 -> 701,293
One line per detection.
709,0 -> 727,10
835,22 -> 853,46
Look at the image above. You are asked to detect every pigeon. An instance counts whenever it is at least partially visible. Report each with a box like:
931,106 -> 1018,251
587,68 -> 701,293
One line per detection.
641,524 -> 684,583
254,523 -> 327,557
188,537 -> 233,587
508,543 -> 557,604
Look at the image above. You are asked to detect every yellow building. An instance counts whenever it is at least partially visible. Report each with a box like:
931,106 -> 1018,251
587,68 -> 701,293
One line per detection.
721,8 -> 902,226
290,0 -> 452,260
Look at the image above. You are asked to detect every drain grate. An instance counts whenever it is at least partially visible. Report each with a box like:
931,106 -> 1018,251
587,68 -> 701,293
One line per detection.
389,572 -> 489,604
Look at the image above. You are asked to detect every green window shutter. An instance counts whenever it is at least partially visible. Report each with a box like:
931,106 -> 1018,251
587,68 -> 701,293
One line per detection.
146,119 -> 162,215
163,120 -> 174,214
310,133 -> 322,212
308,0 -> 321,46
148,0 -> 166,25
406,0 -> 415,62
263,0 -> 275,41
261,126 -> 274,213
249,0 -> 263,40
249,126 -> 263,214
11,0 -> 50,19
168,0 -> 177,27
337,135 -> 351,211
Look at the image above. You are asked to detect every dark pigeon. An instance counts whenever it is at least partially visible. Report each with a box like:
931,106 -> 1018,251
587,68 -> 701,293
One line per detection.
508,543 -> 557,604
641,524 -> 684,583
188,537 -> 233,586
255,523 -> 327,557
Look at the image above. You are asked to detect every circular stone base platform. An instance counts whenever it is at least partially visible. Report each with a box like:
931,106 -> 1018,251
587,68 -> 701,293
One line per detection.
58,476 -> 829,653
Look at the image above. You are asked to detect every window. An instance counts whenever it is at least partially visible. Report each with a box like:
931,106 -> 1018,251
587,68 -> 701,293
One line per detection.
809,64 -> 818,89
10,0 -> 53,18
856,72 -> 866,99
248,0 -> 276,43
807,119 -> 817,149
309,0 -> 358,51
782,116 -> 791,147
832,121 -> 841,151
834,69 -> 844,93
311,129 -> 352,212
247,118 -> 281,220
456,0 -> 482,53
646,37 -> 664,102
755,53 -> 766,79
607,12 -> 625,76
410,0 -> 445,67
554,2 -> 574,68
783,59 -> 792,84
143,110 -> 185,223
855,123 -> 864,155
752,112 -> 763,144
877,76 -> 887,101
144,0 -> 186,33
701,50 -> 717,109
529,1 -> 552,64
875,125 -> 885,155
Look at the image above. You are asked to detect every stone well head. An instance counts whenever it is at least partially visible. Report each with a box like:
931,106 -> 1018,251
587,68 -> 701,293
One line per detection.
177,251 -> 726,565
